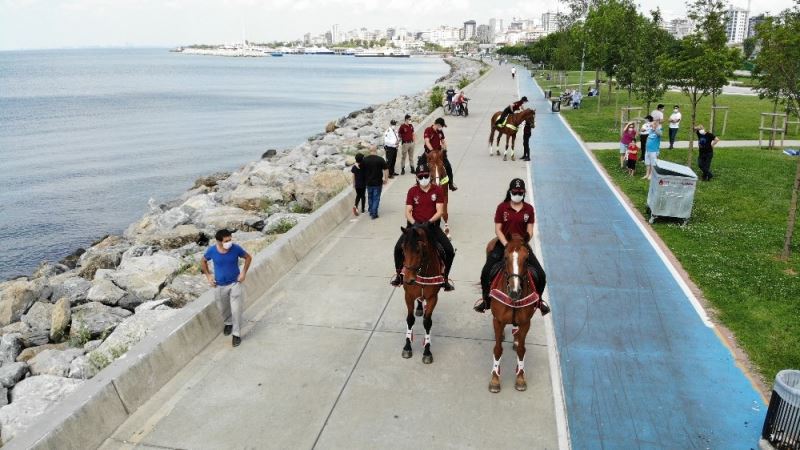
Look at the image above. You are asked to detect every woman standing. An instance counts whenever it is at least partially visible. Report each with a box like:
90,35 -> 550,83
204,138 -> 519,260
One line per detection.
620,122 -> 637,168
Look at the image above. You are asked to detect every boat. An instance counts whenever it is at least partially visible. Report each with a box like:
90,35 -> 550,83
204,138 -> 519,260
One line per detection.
271,51 -> 284,57
304,46 -> 335,55
354,48 -> 410,58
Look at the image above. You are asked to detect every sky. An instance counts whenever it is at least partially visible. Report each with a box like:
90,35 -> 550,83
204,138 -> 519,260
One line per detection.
0,0 -> 796,50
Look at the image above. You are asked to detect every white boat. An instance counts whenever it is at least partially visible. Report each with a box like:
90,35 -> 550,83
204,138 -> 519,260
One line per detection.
304,46 -> 335,55
354,48 -> 410,58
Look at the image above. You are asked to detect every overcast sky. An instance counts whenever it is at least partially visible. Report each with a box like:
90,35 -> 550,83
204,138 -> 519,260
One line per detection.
0,0 -> 795,50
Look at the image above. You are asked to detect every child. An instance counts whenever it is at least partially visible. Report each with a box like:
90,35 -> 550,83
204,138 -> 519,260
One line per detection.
626,142 -> 638,176
351,153 -> 366,216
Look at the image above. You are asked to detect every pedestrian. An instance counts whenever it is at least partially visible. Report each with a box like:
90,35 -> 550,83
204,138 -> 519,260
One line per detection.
695,124 -> 720,181
571,89 -> 582,109
639,115 -> 653,161
522,119 -> 532,161
398,114 -> 416,175
362,145 -> 389,219
420,117 -> 458,191
650,104 -> 665,123
668,105 -> 682,149
626,142 -> 639,176
351,153 -> 366,216
643,119 -> 662,180
620,121 -> 637,168
383,119 -> 399,178
201,229 -> 252,348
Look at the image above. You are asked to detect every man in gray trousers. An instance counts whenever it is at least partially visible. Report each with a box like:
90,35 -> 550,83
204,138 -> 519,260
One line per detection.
201,229 -> 252,347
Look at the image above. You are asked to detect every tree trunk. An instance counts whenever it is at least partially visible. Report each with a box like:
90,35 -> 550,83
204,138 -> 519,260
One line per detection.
687,93 -> 698,167
614,82 -> 621,131
770,99 -> 779,149
781,156 -> 800,260
710,92 -> 717,134
594,68 -> 600,90
597,75 -> 602,113
607,74 -> 613,105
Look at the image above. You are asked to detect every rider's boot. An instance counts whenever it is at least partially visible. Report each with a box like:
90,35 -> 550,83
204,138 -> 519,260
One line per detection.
473,297 -> 490,313
449,182 -> 458,191
390,272 -> 403,287
442,279 -> 455,291
538,301 -> 551,316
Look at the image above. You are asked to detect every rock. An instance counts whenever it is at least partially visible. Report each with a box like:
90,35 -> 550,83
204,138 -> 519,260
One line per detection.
261,149 -> 277,159
0,334 -> 23,364
28,348 -> 85,377
117,293 -> 146,311
49,297 -> 71,342
0,362 -> 28,388
0,321 -> 29,336
293,170 -> 350,211
193,171 -> 231,189
0,279 -> 37,327
315,144 -> 340,156
194,206 -> 265,232
21,302 -> 53,332
134,298 -> 171,313
225,184 -> 283,211
70,302 -> 132,339
19,329 -> 49,348
86,279 -> 126,306
76,237 -> 127,279
29,277 -> 53,302
325,121 -> 337,133
159,274 -> 208,308
31,262 -> 68,279
0,375 -> 83,443
59,247 -> 86,269
263,213 -> 308,234
49,275 -> 92,305
110,254 -> 181,300
140,224 -> 202,249
0,388 -> 7,408
16,343 -> 68,363
83,340 -> 102,352
68,355 -> 92,379
121,244 -> 158,261
180,193 -> 217,214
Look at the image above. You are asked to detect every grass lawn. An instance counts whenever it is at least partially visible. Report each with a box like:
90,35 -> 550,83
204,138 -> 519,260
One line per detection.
558,90 -> 800,143
595,147 -> 800,382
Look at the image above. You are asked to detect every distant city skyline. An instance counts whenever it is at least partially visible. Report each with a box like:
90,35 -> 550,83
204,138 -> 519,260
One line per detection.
0,0 -> 795,50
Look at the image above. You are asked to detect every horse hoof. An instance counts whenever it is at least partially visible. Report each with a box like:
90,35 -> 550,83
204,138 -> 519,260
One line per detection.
512,341 -> 518,351
415,307 -> 423,317
489,382 -> 501,393
511,155 -> 516,161
422,354 -> 433,364
496,150 -> 500,156
402,349 -> 413,359
515,380 -> 527,391
503,155 -> 507,161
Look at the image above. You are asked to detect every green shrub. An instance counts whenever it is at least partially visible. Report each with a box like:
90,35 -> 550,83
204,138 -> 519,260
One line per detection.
68,321 -> 91,348
429,86 -> 444,113
457,77 -> 470,89
291,203 -> 313,214
269,218 -> 296,235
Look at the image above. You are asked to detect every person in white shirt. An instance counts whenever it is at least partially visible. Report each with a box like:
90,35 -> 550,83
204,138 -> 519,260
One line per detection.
383,119 -> 400,178
668,105 -> 682,149
572,90 -> 582,109
650,104 -> 665,123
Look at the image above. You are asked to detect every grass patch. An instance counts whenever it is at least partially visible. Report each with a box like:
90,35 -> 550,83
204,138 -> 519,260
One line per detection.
290,203 -> 313,214
457,76 -> 470,89
268,218 -> 296,235
559,90 -> 800,142
595,147 -> 800,381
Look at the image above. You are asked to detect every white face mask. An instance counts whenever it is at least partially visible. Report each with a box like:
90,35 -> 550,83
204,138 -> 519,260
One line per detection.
674,109 -> 679,112
418,177 -> 431,187
222,241 -> 233,250
510,194 -> 524,203
698,129 -> 706,135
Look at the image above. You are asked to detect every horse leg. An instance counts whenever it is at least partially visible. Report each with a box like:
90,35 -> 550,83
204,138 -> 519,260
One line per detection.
415,299 -> 423,317
514,321 -> 531,391
511,135 -> 516,161
511,326 -> 520,351
421,297 -> 437,364
403,297 -> 415,359
489,317 -> 504,393
489,128 -> 496,156
503,135 -> 509,161
495,135 -> 501,156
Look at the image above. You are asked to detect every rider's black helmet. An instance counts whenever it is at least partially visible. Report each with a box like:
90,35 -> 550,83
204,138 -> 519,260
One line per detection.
416,163 -> 431,176
521,96 -> 529,102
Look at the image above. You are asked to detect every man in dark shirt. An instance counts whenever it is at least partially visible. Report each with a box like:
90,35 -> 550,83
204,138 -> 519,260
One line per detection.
695,124 -> 720,181
419,117 -> 458,191
522,119 -> 533,161
362,145 -> 389,219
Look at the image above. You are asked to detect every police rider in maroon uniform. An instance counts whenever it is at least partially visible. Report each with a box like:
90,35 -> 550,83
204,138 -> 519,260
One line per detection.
496,96 -> 528,127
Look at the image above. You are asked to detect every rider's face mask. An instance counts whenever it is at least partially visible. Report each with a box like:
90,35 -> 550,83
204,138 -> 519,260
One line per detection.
510,190 -> 525,203
417,175 -> 431,187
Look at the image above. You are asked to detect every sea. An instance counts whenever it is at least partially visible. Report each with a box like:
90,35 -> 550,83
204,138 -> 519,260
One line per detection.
0,48 -> 447,280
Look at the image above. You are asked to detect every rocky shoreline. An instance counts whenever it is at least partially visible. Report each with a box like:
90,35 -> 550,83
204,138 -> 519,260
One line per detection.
0,57 -> 485,445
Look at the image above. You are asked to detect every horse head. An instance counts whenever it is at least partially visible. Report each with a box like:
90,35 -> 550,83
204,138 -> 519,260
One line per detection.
399,224 -> 432,285
518,108 -> 535,126
504,234 -> 530,301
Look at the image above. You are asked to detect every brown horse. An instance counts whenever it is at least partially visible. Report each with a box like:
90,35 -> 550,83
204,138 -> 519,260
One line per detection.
399,224 -> 444,364
489,109 -> 535,161
425,149 -> 450,238
486,234 -> 543,393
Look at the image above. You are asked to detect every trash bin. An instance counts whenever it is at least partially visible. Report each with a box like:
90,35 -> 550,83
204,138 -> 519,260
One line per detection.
761,370 -> 800,449
646,160 -> 698,225
550,99 -> 561,113
545,89 -> 552,99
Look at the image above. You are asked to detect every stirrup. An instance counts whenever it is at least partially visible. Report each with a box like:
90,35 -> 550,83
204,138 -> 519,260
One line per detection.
473,298 -> 489,313
390,273 -> 403,287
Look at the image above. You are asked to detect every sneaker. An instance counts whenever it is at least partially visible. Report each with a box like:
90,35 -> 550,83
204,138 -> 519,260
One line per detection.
352,206 -> 359,217
223,324 -> 232,336
390,273 -> 403,286
232,335 -> 241,347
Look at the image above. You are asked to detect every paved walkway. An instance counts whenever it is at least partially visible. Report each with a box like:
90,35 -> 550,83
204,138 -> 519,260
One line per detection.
520,67 -> 765,448
101,66 -> 562,449
587,139 -> 800,150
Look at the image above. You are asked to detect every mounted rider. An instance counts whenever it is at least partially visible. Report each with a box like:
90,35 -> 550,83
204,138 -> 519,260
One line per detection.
474,178 -> 547,313
391,163 -> 456,291
418,117 -> 458,191
495,96 -> 528,128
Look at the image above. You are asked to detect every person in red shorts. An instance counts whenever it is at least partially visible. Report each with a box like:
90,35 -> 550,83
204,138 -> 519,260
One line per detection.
391,163 -> 456,291
474,178 -> 547,313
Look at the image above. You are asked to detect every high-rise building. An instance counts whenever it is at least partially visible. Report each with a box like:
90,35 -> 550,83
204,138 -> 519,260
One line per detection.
541,12 -> 561,34
464,20 -> 477,39
331,24 -> 341,44
476,24 -> 492,44
664,18 -> 694,39
748,14 -> 767,38
726,6 -> 749,44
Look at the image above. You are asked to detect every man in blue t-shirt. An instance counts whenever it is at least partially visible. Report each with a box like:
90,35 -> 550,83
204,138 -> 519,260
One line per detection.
201,229 -> 252,347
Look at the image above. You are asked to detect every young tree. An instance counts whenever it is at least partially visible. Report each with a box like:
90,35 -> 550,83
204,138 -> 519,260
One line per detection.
632,9 -> 673,111
661,0 -> 739,166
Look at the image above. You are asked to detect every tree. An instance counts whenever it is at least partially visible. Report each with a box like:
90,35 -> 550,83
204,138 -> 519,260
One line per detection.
742,36 -> 757,60
632,9 -> 673,111
661,0 -> 739,166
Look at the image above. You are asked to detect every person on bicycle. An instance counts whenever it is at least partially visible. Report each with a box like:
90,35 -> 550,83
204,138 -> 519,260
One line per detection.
445,87 -> 456,109
453,91 -> 467,114
496,96 -> 528,127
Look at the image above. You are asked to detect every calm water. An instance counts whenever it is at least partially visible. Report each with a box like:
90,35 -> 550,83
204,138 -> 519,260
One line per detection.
0,49 -> 446,280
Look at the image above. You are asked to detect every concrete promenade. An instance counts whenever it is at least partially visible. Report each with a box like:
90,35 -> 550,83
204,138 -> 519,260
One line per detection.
101,66 -> 562,449
521,67 -> 765,448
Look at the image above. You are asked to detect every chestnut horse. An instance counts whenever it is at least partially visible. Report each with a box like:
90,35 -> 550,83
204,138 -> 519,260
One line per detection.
425,149 -> 450,238
399,223 -> 444,364
486,234 -> 544,393
489,109 -> 535,161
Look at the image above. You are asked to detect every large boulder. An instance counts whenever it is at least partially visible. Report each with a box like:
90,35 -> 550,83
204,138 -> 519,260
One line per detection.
110,254 -> 181,300
293,170 -> 349,211
0,362 -> 28,388
0,280 -> 37,327
138,224 -> 201,249
49,297 -> 71,342
69,302 -> 132,339
2,322 -> 49,348
194,206 -> 265,232
48,275 -> 91,305
159,274 -> 208,308
16,343 -> 68,363
263,213 -> 308,234
28,348 -> 85,377
224,184 -> 283,211
0,375 -> 83,444
193,171 -> 231,189
0,334 -> 23,364
21,302 -> 53,333
86,279 -> 126,306
76,235 -> 128,279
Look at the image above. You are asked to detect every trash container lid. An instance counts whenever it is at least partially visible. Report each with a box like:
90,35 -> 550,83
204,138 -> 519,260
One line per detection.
654,160 -> 698,179
775,370 -> 800,408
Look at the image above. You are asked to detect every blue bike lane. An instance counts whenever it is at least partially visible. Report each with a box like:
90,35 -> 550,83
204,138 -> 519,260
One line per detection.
519,70 -> 765,449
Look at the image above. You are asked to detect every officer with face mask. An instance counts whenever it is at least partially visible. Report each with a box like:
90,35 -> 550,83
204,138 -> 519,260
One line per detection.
474,178 -> 548,313
391,164 -> 456,291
